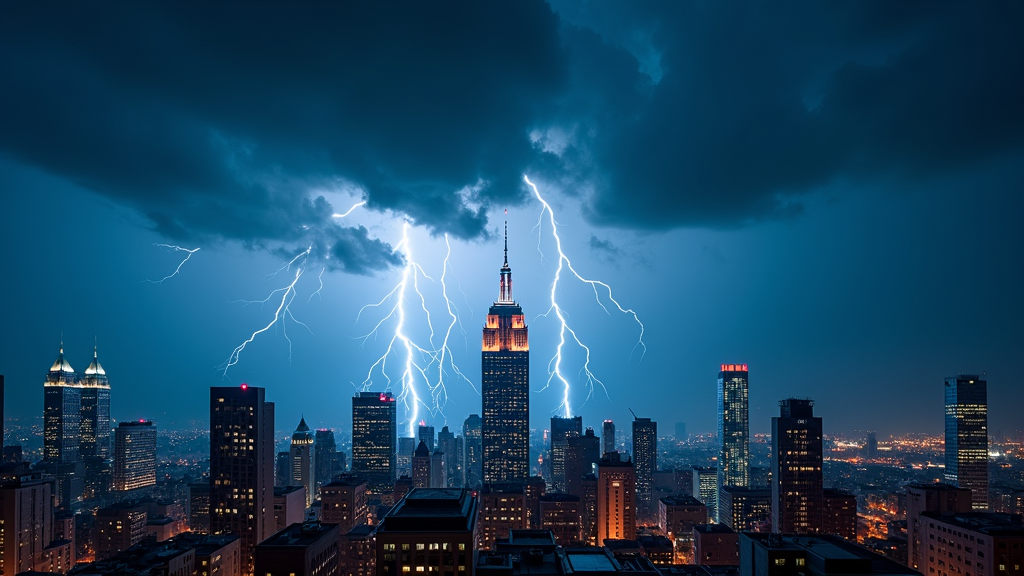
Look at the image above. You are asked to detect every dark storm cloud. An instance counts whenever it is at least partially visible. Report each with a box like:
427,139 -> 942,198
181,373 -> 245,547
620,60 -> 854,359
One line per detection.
1,1 -> 1021,252
588,235 -> 620,256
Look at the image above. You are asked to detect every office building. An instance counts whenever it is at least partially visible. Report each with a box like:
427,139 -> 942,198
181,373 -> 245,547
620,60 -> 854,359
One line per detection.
482,226 -> 530,483
822,489 -> 858,540
438,425 -> 459,488
277,451 -> 290,487
565,427 -> 600,499
274,485 -> 307,532
539,493 -> 582,546
906,483 -> 972,569
209,384 -> 275,575
189,482 -> 211,534
0,475 -> 61,575
602,420 -> 616,456
375,488 -> 478,575
919,512 -> 1023,576
718,364 -> 750,523
314,429 -> 338,494
431,449 -> 446,489
675,422 -> 686,443
659,495 -> 708,564
694,524 -> 739,566
865,432 -> 878,459
477,483 -> 527,551
419,424 -> 436,452
80,345 -> 112,459
112,420 -> 157,491
340,524 -> 376,576
944,375 -> 989,510
581,473 -> 598,546
525,476 -> 546,530
413,441 -> 432,489
463,415 -> 483,489
254,520 -> 340,576
321,475 -> 368,534
632,415 -> 657,523
291,416 -> 316,508
397,436 -> 416,479
550,416 -> 582,493
351,391 -> 397,493
719,487 -> 771,532
693,466 -> 718,521
772,398 -> 823,534
95,502 -> 149,560
597,452 -> 636,544
44,343 -> 81,464
738,532 -> 921,576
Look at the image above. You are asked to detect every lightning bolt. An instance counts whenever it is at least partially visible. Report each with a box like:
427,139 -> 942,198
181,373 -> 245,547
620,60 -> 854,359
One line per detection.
146,244 -> 200,283
333,200 -> 367,218
221,246 -> 312,377
356,225 -> 475,437
523,175 -> 646,417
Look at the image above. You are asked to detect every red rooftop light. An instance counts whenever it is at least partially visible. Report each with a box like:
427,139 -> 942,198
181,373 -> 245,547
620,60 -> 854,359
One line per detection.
241,383 -> 248,390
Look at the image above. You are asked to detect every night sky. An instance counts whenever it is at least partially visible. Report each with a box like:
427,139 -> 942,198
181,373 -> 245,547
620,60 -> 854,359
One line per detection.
2,2 -> 1022,440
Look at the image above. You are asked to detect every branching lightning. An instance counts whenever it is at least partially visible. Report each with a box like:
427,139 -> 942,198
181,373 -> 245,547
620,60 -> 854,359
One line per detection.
523,175 -> 647,417
355,224 -> 475,436
333,200 -> 367,218
146,244 -> 200,284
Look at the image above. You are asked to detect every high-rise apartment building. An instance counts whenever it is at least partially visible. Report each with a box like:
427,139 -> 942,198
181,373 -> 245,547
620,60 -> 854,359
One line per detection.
632,415 -> 657,523
772,398 -> 823,534
290,417 -> 315,508
944,374 -> 989,510
550,416 -> 582,493
80,346 -> 112,459
462,414 -> 482,489
906,483 -> 972,569
209,384 -> 275,575
314,429 -> 338,495
351,391 -> 396,493
597,452 -> 636,544
0,475 -> 60,575
717,364 -> 749,523
44,344 -> 81,464
113,420 -> 157,491
602,420 -> 615,456
437,425 -> 459,488
692,466 -> 718,521
565,428 -> 600,498
919,512 -> 1024,576
482,226 -> 530,484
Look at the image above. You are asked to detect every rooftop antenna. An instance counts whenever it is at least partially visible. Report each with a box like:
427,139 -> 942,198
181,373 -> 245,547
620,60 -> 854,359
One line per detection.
629,407 -> 638,421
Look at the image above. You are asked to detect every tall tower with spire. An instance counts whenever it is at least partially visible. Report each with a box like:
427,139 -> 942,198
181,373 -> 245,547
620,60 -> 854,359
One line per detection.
482,221 -> 530,483
80,344 -> 112,459
290,416 -> 316,508
43,341 -> 82,463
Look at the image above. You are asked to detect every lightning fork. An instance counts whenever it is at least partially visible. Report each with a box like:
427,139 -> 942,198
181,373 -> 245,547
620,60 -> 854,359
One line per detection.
146,244 -> 200,284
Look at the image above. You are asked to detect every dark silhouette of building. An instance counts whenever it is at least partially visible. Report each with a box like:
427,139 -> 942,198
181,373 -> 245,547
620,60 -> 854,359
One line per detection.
565,427 -> 600,499
822,489 -> 857,540
188,482 -> 210,534
314,428 -> 338,495
581,473 -> 598,546
550,416 -> 582,493
209,384 -> 275,575
412,440 -> 432,489
632,415 -> 657,523
719,486 -> 771,532
864,431 -> 878,459
659,494 -> 707,564
375,488 -> 478,575
772,398 -> 823,534
525,476 -> 546,530
273,485 -> 306,532
944,374 -> 989,510
694,524 -> 738,566
254,520 -> 340,576
598,452 -> 636,544
112,420 -> 157,491
463,415 -> 483,489
44,343 -> 81,464
95,502 -> 148,560
718,363 -> 750,523
438,425 -> 459,488
351,391 -> 396,493
482,224 -> 530,484
79,346 -> 111,460
321,475 -> 368,534
339,524 -> 375,576
602,420 -> 616,456
738,532 -> 921,576
419,424 -> 436,452
906,483 -> 972,570
539,493 -> 582,546
276,450 -> 290,487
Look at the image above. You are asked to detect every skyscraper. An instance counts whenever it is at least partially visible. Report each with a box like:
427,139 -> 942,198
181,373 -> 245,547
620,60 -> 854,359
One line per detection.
944,375 -> 989,510
482,224 -> 530,484
112,420 -> 157,491
632,414 -> 657,523
771,398 -> 823,534
290,417 -> 315,508
597,452 -> 636,544
314,428 -> 337,494
717,363 -> 749,522
351,391 -> 397,493
43,343 -> 81,463
550,416 -> 582,493
209,384 -> 275,575
602,420 -> 615,456
565,427 -> 600,498
462,414 -> 482,489
412,441 -> 431,489
437,425 -> 459,487
80,345 -> 111,459
396,436 -> 416,479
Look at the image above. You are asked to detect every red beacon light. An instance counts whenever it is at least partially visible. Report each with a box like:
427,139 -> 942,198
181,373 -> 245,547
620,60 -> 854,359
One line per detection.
241,383 -> 248,391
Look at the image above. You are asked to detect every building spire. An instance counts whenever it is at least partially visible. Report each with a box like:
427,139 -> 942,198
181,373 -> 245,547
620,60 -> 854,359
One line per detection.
503,217 -> 508,267
499,215 -> 513,303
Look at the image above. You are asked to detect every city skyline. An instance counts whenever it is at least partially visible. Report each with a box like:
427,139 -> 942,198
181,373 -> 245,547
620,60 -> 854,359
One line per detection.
1,2 -> 1022,438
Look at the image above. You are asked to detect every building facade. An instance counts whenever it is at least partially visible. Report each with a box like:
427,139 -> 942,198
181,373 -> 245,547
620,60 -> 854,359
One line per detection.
375,488 -> 478,576
482,229 -> 530,484
906,483 -> 972,570
351,391 -> 397,493
944,375 -> 989,510
632,416 -> 657,523
79,346 -> 111,459
919,512 -> 1024,576
550,416 -> 582,493
43,345 -> 81,464
772,398 -> 823,534
290,417 -> 316,508
597,452 -> 636,545
462,415 -> 483,489
717,364 -> 750,523
112,420 -> 157,491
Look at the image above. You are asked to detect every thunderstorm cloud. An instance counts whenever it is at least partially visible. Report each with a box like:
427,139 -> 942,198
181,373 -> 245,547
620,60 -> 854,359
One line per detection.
1,1 -> 1022,269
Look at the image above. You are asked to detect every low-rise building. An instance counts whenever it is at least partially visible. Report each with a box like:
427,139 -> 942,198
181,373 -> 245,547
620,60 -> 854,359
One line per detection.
375,488 -> 477,576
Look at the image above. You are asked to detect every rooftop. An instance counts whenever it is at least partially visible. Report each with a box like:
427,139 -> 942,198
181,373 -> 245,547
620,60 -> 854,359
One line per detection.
258,521 -> 340,548
379,488 -> 477,532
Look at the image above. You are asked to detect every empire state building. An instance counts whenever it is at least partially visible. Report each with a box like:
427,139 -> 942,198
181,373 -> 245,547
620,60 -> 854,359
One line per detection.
482,223 -> 530,483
